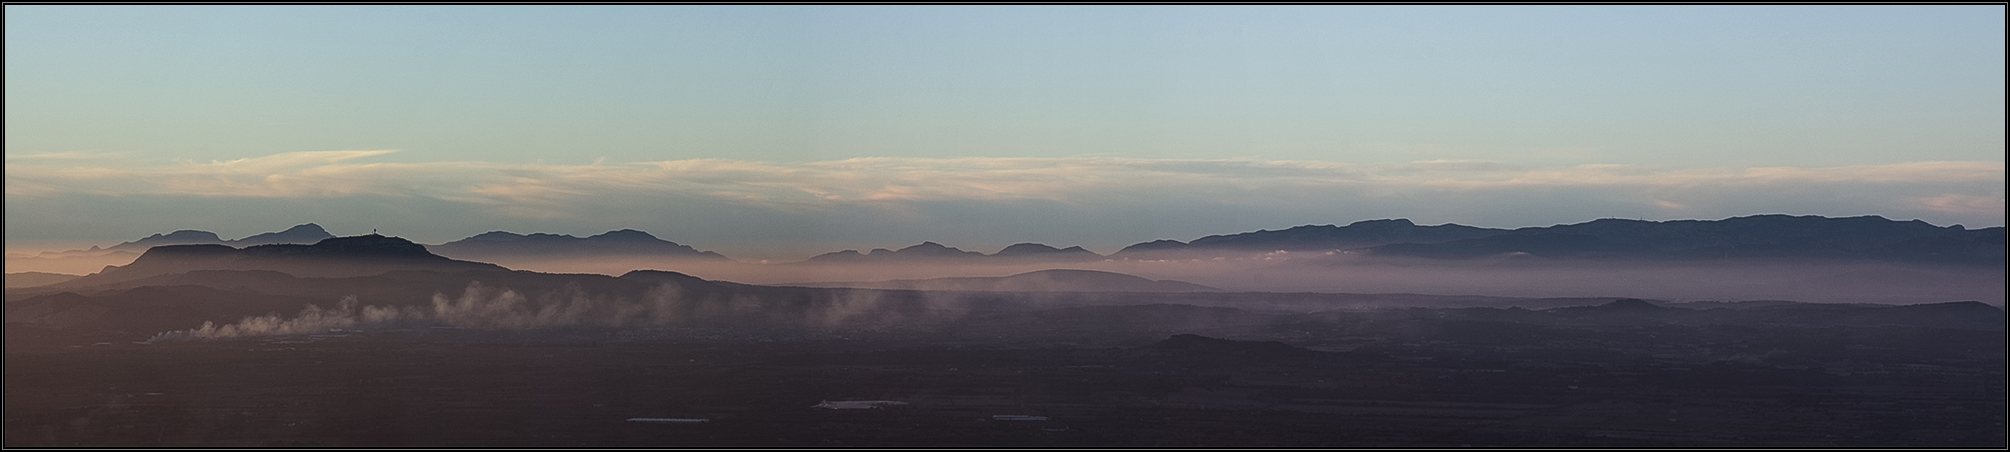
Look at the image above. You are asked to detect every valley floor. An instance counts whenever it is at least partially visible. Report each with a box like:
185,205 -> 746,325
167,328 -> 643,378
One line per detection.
6,328 -> 2002,447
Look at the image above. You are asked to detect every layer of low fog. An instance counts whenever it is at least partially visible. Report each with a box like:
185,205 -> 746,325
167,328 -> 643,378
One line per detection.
13,246 -> 1998,306
5,248 -> 143,276
475,253 -> 2004,306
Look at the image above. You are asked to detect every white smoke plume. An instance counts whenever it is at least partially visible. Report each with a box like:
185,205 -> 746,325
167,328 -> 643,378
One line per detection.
427,282 -> 664,329
142,281 -> 971,342
145,296 -> 411,342
144,283 -> 669,342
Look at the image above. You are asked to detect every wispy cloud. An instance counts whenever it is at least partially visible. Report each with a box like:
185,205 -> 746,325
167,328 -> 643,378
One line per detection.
1913,193 -> 2005,215
4,151 -> 128,160
5,151 -> 2002,226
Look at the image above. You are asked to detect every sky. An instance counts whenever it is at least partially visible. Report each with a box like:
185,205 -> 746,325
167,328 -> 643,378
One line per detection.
5,5 -> 2004,260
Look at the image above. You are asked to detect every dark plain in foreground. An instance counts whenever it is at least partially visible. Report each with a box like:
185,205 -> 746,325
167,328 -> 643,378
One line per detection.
7,322 -> 2001,447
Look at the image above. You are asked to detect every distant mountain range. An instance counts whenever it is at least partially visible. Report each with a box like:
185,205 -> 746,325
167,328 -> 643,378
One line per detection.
786,269 -> 1219,293
805,242 -> 1104,263
805,215 -> 2001,266
8,224 -> 347,276
24,225 -> 731,263
11,261 -> 1999,350
10,215 -> 2003,271
427,229 -> 729,261
1105,214 -> 2003,266
1114,219 -> 1503,258
8,227 -> 2000,350
1364,215 -> 2003,265
107,223 -> 337,251
27,223 -> 338,257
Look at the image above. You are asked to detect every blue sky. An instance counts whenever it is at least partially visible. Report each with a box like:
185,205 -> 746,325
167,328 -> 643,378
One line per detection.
5,5 -> 2003,259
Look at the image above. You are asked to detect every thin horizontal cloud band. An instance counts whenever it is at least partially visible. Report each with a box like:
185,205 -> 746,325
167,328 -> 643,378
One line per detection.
5,150 -> 2002,216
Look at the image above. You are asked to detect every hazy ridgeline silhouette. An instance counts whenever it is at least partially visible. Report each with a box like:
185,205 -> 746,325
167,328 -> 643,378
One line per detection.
8,213 -> 2003,334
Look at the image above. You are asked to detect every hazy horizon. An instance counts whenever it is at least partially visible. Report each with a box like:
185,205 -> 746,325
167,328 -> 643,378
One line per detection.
6,7 -> 2004,447
6,5 -> 2003,261
3,212 -> 2001,264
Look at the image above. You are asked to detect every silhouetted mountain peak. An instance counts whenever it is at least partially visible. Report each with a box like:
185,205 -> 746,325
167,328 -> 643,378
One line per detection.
808,247 -> 900,262
883,242 -> 981,257
153,230 -> 222,241
98,225 -> 336,251
997,243 -> 1063,254
463,231 -> 528,241
262,223 -> 328,236
60,234 -> 506,287
228,223 -> 336,247
993,243 -> 1104,259
1116,219 -> 1503,257
117,235 -> 444,262
1348,218 -> 1418,228
299,234 -> 435,256
108,230 -> 226,250
900,241 -> 953,252
141,244 -> 239,257
428,229 -> 728,260
1114,239 -> 1189,255
588,229 -> 661,241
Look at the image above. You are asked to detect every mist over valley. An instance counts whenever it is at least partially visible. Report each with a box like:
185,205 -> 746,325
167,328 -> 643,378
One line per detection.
6,5 -> 2002,447
7,216 -> 2003,446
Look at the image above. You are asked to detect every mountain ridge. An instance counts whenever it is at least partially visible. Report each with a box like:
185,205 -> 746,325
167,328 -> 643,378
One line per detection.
1103,214 -> 2000,266
1114,219 -> 1506,257
1364,214 -> 2003,265
428,229 -> 730,261
17,214 -> 2005,269
105,223 -> 336,251
57,234 -> 509,287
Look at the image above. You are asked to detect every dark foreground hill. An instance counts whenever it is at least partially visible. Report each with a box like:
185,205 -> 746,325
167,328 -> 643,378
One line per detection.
9,310 -> 1999,447
6,239 -> 2001,448
55,235 -> 509,287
